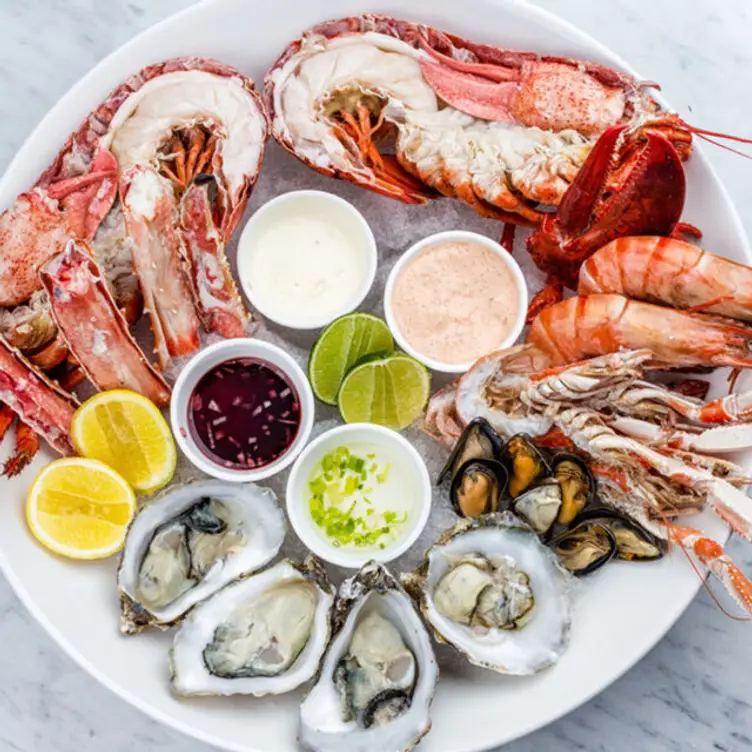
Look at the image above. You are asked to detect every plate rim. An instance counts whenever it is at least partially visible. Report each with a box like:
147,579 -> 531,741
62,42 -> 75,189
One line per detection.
0,0 -> 748,750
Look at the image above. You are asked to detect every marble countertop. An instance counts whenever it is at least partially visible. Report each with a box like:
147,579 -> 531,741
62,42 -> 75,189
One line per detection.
1,0 -> 752,750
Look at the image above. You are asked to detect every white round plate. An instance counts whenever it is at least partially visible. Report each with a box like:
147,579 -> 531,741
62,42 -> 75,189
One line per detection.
0,1 -> 747,751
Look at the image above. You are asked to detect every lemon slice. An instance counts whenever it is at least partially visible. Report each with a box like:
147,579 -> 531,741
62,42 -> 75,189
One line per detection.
71,389 -> 176,494
26,458 -> 136,559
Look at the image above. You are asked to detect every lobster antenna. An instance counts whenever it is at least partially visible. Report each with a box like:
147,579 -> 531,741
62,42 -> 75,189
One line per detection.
694,132 -> 752,161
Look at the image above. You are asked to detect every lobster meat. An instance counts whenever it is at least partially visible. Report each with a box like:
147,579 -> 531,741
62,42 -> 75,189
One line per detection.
264,14 -> 690,226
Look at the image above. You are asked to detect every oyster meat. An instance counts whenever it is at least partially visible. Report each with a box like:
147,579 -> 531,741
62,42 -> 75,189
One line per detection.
300,562 -> 438,752
403,513 -> 572,675
170,557 -> 334,696
118,480 -> 286,632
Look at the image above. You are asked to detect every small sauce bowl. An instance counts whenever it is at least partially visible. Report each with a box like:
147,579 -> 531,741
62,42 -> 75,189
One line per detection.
286,423 -> 431,569
237,190 -> 378,330
171,339 -> 315,482
384,230 -> 529,374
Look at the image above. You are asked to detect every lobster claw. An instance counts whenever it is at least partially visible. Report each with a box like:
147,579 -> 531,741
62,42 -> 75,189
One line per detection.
526,124 -> 686,289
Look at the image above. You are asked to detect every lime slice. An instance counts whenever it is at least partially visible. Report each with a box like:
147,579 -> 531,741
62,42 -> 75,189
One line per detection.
309,313 -> 394,405
338,353 -> 431,430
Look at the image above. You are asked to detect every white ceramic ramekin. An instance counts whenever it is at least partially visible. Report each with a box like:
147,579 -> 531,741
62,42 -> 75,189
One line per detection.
237,190 -> 378,330
383,230 -> 529,374
170,338 -> 314,482
285,423 -> 431,569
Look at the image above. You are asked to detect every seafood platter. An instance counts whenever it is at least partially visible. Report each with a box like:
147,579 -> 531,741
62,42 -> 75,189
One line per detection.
1,1 -> 751,751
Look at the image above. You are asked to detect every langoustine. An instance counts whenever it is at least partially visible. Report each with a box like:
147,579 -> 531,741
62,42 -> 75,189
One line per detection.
425,349 -> 752,614
0,57 -> 268,470
264,14 -> 689,226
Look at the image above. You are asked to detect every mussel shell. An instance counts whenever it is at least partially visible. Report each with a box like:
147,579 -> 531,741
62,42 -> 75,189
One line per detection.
576,507 -> 664,561
550,520 -> 616,576
550,453 -> 596,526
438,417 -> 504,485
501,433 -> 551,498
450,458 -> 509,519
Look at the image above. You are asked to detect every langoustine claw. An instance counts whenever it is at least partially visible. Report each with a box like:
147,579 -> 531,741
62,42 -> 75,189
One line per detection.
39,241 -> 171,406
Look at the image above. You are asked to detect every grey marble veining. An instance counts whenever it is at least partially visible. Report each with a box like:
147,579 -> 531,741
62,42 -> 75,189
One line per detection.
1,0 -> 752,750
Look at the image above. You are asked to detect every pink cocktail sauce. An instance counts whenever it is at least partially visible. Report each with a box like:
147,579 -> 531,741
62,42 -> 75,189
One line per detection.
392,240 -> 520,365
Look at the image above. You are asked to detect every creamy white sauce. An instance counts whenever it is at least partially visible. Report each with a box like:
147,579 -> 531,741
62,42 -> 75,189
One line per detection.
240,199 -> 371,327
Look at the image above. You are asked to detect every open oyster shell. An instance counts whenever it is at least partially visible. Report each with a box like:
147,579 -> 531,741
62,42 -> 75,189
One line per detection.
169,557 -> 334,697
402,513 -> 572,675
299,562 -> 438,752
117,479 -> 286,633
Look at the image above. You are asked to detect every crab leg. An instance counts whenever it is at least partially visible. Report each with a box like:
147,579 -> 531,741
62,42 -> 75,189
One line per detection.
180,181 -> 249,339
120,166 -> 200,367
0,336 -> 77,455
39,240 -> 171,407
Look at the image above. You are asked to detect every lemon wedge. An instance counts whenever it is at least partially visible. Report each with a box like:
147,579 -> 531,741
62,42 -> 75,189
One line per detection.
71,389 -> 176,494
26,458 -> 136,559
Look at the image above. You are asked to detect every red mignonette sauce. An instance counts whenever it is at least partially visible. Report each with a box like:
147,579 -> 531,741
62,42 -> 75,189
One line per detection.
188,357 -> 301,470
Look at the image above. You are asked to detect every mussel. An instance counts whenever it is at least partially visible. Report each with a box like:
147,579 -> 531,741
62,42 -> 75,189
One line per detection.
512,479 -> 562,535
577,507 -> 664,561
550,520 -> 616,576
438,418 -> 504,485
551,454 -> 595,525
502,434 -> 550,497
450,459 -> 508,518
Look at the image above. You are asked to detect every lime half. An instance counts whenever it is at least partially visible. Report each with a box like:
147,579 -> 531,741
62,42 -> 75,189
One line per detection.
309,313 -> 394,405
338,353 -> 431,430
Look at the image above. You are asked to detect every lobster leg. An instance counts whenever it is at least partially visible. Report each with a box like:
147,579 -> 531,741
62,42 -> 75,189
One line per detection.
3,422 -> 39,478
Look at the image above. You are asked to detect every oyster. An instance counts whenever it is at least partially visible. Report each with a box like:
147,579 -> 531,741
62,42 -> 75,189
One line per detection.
300,562 -> 438,752
170,557 -> 334,696
118,480 -> 286,633
403,513 -> 571,675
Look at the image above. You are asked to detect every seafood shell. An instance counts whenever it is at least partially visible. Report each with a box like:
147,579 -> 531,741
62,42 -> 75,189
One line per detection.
169,557 -> 334,697
117,480 -> 286,633
299,562 -> 438,752
402,513 -> 571,675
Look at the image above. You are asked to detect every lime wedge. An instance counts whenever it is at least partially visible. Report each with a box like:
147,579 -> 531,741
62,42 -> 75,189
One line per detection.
309,313 -> 394,405
338,353 -> 431,430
